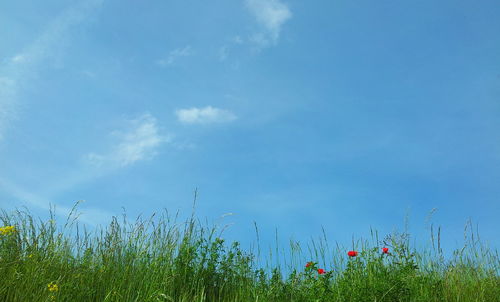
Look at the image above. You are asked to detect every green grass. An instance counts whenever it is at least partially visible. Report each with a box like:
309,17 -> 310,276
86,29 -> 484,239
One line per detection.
0,201 -> 499,302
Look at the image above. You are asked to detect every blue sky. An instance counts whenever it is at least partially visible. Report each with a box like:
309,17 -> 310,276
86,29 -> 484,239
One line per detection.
1,0 -> 499,271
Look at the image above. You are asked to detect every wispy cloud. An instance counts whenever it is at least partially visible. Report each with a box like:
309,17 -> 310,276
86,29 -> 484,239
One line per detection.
80,70 -> 96,78
86,113 -> 170,168
0,77 -> 18,141
0,176 -> 113,227
0,0 -> 104,142
175,106 -> 237,125
218,0 -> 291,58
156,46 -> 193,66
232,36 -> 244,44
10,55 -> 27,64
1,113 -> 170,214
0,0 -> 111,225
245,0 -> 292,47
7,0 -> 104,69
219,46 -> 229,61
218,36 -> 245,62
0,72 -> 19,142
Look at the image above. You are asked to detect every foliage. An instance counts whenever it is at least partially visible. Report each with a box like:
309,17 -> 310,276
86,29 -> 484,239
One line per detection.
0,204 -> 498,302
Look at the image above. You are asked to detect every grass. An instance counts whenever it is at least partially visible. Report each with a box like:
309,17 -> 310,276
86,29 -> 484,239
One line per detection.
0,200 -> 499,302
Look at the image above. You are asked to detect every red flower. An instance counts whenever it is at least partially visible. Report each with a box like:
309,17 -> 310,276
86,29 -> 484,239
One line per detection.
317,268 -> 325,274
382,247 -> 389,254
347,250 -> 358,257
305,262 -> 313,268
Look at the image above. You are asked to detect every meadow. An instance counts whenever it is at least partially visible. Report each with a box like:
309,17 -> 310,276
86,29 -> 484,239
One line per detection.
0,201 -> 499,302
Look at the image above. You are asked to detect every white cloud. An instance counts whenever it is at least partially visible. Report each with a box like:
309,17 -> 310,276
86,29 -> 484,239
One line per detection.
113,114 -> 168,166
245,0 -> 292,46
176,106 -> 237,124
86,113 -> 169,168
157,46 -> 193,66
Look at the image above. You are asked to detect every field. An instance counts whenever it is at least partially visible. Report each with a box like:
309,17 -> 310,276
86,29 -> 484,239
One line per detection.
0,202 -> 499,302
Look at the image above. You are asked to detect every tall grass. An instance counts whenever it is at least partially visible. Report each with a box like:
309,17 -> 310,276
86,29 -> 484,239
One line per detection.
0,200 -> 498,302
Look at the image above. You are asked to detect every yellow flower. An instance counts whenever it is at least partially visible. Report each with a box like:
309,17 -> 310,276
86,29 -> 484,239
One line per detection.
0,225 -> 16,236
47,282 -> 59,292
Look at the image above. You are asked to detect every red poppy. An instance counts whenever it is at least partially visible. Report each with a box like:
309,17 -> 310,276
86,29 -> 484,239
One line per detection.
317,268 -> 325,274
306,262 -> 313,268
382,247 -> 389,254
347,250 -> 358,257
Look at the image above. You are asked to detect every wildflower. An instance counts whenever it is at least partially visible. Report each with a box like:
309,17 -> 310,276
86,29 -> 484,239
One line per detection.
305,261 -> 313,268
317,268 -> 325,274
382,247 -> 389,254
0,225 -> 16,236
347,250 -> 358,257
47,282 -> 59,292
